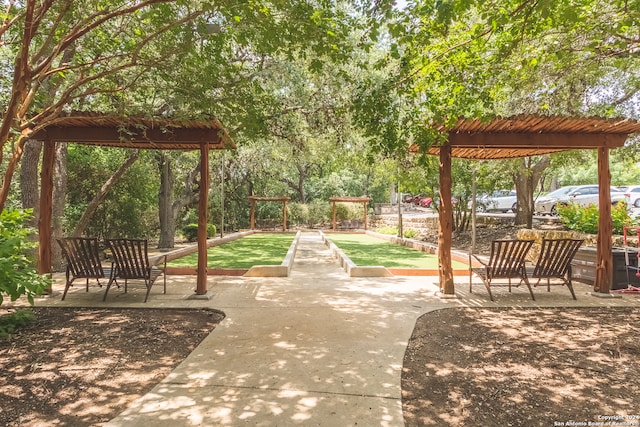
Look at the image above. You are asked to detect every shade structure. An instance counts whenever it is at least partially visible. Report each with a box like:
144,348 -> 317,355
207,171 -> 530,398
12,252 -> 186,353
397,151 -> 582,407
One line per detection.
31,112 -> 235,297
414,115 -> 640,296
329,196 -> 371,231
248,196 -> 291,231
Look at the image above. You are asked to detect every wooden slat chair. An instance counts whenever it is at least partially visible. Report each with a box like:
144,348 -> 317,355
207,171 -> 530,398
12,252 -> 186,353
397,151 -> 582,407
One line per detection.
103,239 -> 167,303
469,239 -> 535,301
527,238 -> 583,300
57,237 -> 111,300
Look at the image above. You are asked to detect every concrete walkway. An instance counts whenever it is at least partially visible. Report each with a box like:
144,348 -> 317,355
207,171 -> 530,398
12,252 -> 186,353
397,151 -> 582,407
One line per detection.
37,231 -> 640,426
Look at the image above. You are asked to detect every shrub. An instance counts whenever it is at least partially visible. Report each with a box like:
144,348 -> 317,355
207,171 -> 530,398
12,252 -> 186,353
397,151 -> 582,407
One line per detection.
287,203 -> 310,227
308,200 -> 330,226
557,202 -> 632,234
0,309 -> 36,339
403,229 -> 419,239
376,226 -> 398,235
0,209 -> 50,305
182,223 -> 216,242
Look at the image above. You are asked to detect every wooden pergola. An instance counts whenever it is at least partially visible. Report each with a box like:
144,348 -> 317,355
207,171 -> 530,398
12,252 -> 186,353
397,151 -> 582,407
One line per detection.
248,196 -> 290,231
416,115 -> 640,297
329,196 -> 371,231
30,112 -> 235,297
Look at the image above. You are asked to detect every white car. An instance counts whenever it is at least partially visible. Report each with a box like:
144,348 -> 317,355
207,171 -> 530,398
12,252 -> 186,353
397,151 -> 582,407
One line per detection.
621,185 -> 640,208
476,190 -> 517,213
534,185 -> 626,215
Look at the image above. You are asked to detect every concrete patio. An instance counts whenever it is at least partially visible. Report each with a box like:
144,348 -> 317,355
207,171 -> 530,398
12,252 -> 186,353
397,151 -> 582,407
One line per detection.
32,231 -> 640,426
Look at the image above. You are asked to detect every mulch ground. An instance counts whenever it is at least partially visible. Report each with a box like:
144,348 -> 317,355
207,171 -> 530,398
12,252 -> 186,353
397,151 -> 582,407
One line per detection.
0,307 -> 224,427
402,307 -> 640,427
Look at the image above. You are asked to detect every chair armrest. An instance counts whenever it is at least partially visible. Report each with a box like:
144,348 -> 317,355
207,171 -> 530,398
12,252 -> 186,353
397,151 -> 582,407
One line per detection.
469,253 -> 488,268
148,254 -> 168,269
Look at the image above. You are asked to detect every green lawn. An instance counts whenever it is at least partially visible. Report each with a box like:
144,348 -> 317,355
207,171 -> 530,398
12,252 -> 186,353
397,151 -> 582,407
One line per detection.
167,233 -> 295,269
327,233 -> 468,269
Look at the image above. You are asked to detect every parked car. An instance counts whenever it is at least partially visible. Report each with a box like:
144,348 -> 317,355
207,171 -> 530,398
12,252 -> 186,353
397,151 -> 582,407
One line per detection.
534,185 -> 626,215
476,190 -> 517,213
418,196 -> 434,207
402,193 -> 415,204
622,185 -> 640,207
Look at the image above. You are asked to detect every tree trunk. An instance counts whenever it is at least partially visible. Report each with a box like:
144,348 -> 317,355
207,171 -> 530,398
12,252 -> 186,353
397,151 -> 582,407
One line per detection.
71,149 -> 139,237
20,139 -> 42,226
513,156 -> 551,227
52,143 -> 68,270
158,153 -> 175,248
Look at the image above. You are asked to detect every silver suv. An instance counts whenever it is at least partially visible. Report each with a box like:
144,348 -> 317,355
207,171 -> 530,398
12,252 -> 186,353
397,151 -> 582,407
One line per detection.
476,190 -> 517,213
534,185 -> 626,215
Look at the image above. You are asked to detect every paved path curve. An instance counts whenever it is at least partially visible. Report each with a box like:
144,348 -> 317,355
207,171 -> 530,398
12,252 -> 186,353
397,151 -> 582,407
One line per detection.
94,231 -> 639,426
105,231 -> 445,426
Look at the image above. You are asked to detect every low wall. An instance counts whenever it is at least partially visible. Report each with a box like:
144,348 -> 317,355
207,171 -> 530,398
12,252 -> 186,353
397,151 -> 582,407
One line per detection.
245,231 -> 300,277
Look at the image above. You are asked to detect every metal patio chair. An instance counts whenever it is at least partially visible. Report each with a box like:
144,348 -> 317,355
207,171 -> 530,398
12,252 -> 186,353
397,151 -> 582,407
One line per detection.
57,237 -> 111,300
469,239 -> 535,301
528,238 -> 583,300
103,238 -> 166,302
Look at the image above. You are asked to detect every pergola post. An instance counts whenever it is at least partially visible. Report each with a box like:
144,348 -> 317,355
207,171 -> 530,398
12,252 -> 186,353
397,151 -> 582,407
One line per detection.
282,200 -> 287,231
363,201 -> 368,230
332,200 -> 337,231
38,140 -> 55,289
250,199 -> 256,230
438,142 -> 455,295
595,147 -> 613,294
196,142 -> 209,295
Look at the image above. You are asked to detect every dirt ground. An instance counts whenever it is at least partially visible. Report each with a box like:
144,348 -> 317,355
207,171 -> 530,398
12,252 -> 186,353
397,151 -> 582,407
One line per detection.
0,307 -> 224,427
2,225 -> 639,426
402,307 -> 640,427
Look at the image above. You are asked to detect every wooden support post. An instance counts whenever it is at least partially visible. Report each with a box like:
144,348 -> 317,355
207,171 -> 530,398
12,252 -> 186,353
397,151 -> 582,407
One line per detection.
38,140 -> 55,284
250,200 -> 256,230
196,143 -> 209,295
595,147 -> 613,294
332,200 -> 337,231
438,142 -> 455,295
363,201 -> 368,230
282,200 -> 287,231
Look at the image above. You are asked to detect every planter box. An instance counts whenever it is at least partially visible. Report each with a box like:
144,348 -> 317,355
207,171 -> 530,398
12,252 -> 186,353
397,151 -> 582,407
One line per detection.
570,246 -> 640,290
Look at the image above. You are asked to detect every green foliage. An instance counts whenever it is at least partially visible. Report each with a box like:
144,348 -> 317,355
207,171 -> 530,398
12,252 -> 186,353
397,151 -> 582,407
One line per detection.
403,229 -> 419,239
375,226 -> 398,235
557,202 -> 632,235
308,200 -> 331,226
287,203 -> 310,227
0,209 -> 50,305
182,223 -> 216,242
0,309 -> 36,339
65,147 -> 158,239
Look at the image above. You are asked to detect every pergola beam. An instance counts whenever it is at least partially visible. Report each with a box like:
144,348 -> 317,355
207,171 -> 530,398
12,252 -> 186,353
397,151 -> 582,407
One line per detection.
34,127 -> 225,146
447,132 -> 627,149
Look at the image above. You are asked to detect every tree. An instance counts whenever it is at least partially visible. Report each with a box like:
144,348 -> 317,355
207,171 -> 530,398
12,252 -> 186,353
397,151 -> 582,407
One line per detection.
3,0 -> 386,211
356,1 -> 640,226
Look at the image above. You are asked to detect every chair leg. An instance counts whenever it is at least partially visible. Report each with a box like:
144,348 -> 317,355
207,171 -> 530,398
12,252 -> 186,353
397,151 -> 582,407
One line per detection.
469,269 -> 473,294
566,277 -> 577,300
524,277 -> 535,301
103,277 -> 116,301
483,278 -> 494,301
144,277 -> 152,303
62,270 -> 72,301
